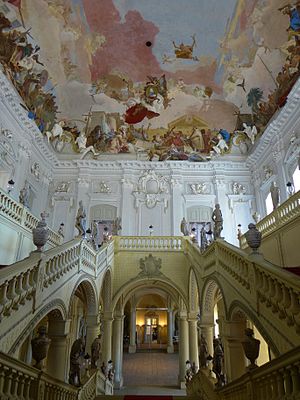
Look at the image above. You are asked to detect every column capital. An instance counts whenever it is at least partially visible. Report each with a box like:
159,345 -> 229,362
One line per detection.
103,311 -> 114,321
86,314 -> 100,325
48,319 -> 71,336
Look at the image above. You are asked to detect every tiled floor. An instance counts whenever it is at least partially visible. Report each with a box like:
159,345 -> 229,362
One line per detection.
114,352 -> 186,396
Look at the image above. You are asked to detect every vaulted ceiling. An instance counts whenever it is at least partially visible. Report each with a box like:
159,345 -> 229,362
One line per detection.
1,0 -> 299,160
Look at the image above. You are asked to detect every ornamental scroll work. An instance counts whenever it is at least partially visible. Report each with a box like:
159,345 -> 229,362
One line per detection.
132,169 -> 169,210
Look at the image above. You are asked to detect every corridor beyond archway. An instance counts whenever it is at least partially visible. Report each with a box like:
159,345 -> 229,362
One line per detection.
116,352 -> 186,396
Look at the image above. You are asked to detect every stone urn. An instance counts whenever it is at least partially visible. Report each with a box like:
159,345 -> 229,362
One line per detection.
32,213 -> 49,251
31,326 -> 51,369
245,223 -> 262,253
242,328 -> 260,370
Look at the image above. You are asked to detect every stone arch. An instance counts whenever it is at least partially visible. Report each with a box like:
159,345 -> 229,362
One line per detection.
112,276 -> 188,314
100,269 -> 112,312
9,298 -> 68,355
188,267 -> 199,314
67,275 -> 99,318
228,300 -> 281,357
200,276 -> 227,319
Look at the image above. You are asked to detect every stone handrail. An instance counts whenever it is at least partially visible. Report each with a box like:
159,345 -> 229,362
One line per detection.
0,350 -> 78,399
186,239 -> 300,337
0,351 -> 112,399
0,187 -> 62,247
115,236 -> 183,252
0,239 -> 113,322
187,346 -> 300,400
186,368 -> 218,400
218,345 -> 300,399
240,190 -> 300,249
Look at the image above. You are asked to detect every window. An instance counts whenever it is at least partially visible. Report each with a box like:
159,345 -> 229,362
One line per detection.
265,192 -> 273,215
292,167 -> 300,192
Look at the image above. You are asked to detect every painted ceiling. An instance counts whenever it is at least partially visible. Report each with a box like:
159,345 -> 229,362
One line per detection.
0,0 -> 299,160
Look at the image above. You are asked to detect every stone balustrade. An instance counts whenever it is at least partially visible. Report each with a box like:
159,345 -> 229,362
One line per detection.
0,350 -> 78,399
219,345 -> 300,400
240,190 -> 300,249
0,188 -> 62,247
187,346 -> 300,400
115,236 -> 183,252
186,238 -> 300,338
0,239 -> 112,322
0,351 -> 111,399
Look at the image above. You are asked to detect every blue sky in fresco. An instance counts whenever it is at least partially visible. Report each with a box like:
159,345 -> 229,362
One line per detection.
112,0 -> 238,68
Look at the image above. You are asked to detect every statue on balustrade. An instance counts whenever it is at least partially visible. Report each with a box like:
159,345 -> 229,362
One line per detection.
112,217 -> 122,236
19,182 -> 30,208
180,217 -> 189,236
107,360 -> 115,383
69,338 -> 85,386
199,334 -> 209,368
75,200 -> 86,237
200,225 -> 208,252
212,338 -> 225,388
91,334 -> 102,369
270,181 -> 280,210
212,204 -> 223,239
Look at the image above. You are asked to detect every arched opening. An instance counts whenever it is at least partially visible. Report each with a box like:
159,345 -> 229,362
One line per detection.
108,278 -> 188,391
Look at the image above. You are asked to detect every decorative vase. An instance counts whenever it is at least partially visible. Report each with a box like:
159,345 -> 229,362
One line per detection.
31,326 -> 51,369
242,328 -> 260,370
245,223 -> 262,253
32,213 -> 49,251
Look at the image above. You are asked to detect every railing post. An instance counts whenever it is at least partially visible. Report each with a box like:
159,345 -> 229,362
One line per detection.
32,253 -> 46,312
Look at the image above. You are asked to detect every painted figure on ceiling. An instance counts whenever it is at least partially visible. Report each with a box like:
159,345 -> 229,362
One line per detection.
173,34 -> 197,59
279,2 -> 300,44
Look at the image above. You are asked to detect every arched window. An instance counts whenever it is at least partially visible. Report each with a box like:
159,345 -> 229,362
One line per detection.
292,167 -> 300,192
265,192 -> 273,215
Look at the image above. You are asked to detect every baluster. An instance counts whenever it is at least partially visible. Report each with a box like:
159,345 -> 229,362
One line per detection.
4,370 -> 13,397
290,364 -> 300,394
0,367 -> 7,396
270,372 -> 279,400
23,376 -> 32,400
18,373 -> 26,400
283,368 -> 293,396
12,370 -> 20,398
275,370 -> 285,398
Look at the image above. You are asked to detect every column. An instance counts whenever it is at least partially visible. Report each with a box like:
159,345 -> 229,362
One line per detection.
188,317 -> 199,368
102,312 -> 113,363
129,308 -> 136,354
218,318 -> 246,382
178,314 -> 189,388
167,310 -> 174,353
112,314 -> 124,389
200,324 -> 214,357
47,319 -> 71,382
85,315 -> 100,357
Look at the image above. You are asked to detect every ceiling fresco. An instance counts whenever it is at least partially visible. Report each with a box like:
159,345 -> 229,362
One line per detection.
0,0 -> 299,160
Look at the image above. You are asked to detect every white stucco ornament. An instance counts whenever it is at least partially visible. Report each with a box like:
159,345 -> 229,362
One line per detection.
133,169 -> 169,210
138,254 -> 162,277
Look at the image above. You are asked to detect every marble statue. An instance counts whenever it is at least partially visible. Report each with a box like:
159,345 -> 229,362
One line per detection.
180,217 -> 189,236
270,181 -> 280,210
75,201 -> 86,237
212,338 -> 225,387
107,360 -> 115,383
58,223 -> 64,237
212,204 -> 223,239
19,182 -> 30,208
69,338 -> 85,386
200,225 -> 208,252
112,217 -> 122,236
199,334 -> 209,368
91,334 -> 102,369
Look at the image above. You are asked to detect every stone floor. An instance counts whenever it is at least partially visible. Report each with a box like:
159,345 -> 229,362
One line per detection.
114,352 -> 186,396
